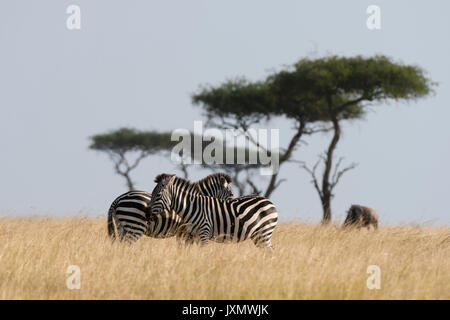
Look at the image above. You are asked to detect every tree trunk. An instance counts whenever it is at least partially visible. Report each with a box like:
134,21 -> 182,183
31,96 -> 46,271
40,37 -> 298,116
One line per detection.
264,121 -> 305,198
321,199 -> 332,224
112,151 -> 148,191
264,174 -> 279,198
320,117 -> 341,224
123,173 -> 135,191
180,163 -> 189,179
229,169 -> 245,196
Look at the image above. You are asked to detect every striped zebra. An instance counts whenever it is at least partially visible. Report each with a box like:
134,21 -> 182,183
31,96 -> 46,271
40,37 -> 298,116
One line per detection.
107,173 -> 234,243
148,174 -> 278,249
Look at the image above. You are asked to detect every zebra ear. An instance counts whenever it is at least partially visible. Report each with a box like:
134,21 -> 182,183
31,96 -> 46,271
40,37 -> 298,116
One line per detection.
155,173 -> 169,183
155,173 -> 175,184
220,176 -> 229,187
222,174 -> 232,183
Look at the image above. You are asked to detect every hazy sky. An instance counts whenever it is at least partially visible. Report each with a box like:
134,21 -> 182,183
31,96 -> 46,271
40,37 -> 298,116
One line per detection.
1,1 -> 449,224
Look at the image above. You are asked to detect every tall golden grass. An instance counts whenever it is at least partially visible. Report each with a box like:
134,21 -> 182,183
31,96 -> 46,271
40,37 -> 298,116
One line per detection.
0,217 -> 448,299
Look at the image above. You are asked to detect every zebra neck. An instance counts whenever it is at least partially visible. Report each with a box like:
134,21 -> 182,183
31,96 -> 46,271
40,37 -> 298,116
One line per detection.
196,181 -> 208,195
172,186 -> 209,219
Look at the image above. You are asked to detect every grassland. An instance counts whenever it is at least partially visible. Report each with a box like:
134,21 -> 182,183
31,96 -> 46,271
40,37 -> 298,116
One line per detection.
0,217 -> 448,299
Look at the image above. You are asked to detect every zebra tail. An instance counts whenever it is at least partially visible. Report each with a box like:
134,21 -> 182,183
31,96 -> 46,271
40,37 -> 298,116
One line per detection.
107,204 -> 117,241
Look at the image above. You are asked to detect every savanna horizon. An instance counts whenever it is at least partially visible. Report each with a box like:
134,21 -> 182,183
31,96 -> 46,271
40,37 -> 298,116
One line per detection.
0,217 -> 448,299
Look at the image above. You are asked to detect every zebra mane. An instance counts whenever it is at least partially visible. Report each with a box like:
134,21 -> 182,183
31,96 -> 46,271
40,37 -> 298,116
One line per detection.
154,173 -> 202,193
154,173 -> 175,183
198,172 -> 232,184
155,172 -> 232,186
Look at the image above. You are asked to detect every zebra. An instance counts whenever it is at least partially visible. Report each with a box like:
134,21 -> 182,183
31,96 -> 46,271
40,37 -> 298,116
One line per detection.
148,174 -> 278,249
343,204 -> 378,230
107,172 -> 234,243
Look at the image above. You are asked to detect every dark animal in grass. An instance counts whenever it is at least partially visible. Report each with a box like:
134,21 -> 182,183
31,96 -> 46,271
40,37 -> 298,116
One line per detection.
343,205 -> 378,230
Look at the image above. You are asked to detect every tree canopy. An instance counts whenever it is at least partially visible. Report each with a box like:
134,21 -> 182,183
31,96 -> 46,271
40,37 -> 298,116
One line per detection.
89,128 -> 176,190
89,127 -> 174,154
193,79 -> 272,114
269,55 -> 433,120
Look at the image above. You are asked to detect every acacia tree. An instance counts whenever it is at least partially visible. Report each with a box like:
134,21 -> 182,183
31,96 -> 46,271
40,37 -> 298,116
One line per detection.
270,55 -> 434,223
89,128 -> 174,190
193,55 -> 434,223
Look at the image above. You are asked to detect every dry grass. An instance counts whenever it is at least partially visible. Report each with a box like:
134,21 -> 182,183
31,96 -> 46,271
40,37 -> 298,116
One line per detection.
0,217 -> 449,299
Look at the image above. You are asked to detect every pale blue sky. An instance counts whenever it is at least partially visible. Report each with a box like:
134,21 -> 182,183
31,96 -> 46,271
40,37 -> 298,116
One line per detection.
0,1 -> 449,224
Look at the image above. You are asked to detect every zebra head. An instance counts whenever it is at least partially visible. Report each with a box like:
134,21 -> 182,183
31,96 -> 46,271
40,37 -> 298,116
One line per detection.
197,173 -> 234,200
148,174 -> 178,218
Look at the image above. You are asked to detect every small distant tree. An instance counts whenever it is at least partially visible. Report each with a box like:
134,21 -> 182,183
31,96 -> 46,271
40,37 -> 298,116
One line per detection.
90,128 -> 266,193
89,128 -> 174,190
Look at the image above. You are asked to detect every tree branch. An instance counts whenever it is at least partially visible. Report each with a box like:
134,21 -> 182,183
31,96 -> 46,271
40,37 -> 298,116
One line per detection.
107,150 -> 149,191
301,158 -> 323,200
330,160 -> 358,191
246,177 -> 262,195
179,163 -> 189,179
128,151 -> 149,171
264,120 -> 306,198
273,178 -> 287,189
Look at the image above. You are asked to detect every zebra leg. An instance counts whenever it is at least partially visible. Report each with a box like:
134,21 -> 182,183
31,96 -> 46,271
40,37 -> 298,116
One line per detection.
176,231 -> 196,247
249,220 -> 277,250
119,226 -> 146,244
197,224 -> 211,246
252,235 -> 274,250
122,232 -> 141,244
251,229 -> 275,250
176,232 -> 186,247
199,235 -> 209,246
175,224 -> 196,247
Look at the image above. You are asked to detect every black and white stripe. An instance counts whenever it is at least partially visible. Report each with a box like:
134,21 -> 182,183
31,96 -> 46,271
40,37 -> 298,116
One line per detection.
107,173 -> 234,243
148,175 -> 278,249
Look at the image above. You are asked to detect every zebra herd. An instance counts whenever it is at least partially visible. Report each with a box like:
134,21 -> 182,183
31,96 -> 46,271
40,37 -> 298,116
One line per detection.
107,172 -> 279,249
